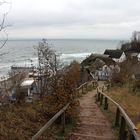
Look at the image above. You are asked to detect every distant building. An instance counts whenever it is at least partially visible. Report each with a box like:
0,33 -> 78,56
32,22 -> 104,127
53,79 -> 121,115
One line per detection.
20,78 -> 38,96
104,49 -> 126,63
11,65 -> 35,75
137,54 -> 140,61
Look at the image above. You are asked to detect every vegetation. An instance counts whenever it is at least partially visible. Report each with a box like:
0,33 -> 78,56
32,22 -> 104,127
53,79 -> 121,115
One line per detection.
0,36 -> 83,139
0,58 -> 81,140
106,85 -> 140,133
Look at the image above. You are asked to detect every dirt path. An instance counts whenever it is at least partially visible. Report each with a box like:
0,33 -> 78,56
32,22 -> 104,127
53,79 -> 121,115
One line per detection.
70,89 -> 117,140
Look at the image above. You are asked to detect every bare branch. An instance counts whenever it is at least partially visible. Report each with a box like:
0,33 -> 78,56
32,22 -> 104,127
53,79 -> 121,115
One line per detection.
0,0 -> 12,49
0,30 -> 8,49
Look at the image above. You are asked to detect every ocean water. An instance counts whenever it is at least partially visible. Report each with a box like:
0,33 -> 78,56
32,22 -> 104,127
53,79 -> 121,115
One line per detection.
0,39 -> 120,78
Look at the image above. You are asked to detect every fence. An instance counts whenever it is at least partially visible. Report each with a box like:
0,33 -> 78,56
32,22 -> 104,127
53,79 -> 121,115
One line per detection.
32,80 -> 97,140
76,81 -> 97,94
96,87 -> 140,140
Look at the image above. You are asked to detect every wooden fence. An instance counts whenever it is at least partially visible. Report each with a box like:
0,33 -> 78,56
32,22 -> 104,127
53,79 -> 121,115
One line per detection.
76,81 -> 97,94
32,80 -> 97,140
96,87 -> 140,140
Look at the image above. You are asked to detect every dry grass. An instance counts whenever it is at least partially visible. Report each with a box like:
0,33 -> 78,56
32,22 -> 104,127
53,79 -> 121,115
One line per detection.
107,86 -> 140,133
0,96 -> 79,140
0,100 -> 50,140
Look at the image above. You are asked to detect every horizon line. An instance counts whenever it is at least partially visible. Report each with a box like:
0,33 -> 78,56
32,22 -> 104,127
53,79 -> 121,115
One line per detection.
8,38 -> 128,41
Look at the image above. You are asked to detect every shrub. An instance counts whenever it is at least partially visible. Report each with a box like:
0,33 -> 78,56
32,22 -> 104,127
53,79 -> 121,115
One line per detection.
132,80 -> 140,93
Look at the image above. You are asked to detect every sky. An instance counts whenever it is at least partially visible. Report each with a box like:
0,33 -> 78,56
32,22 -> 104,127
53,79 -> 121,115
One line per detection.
1,0 -> 140,39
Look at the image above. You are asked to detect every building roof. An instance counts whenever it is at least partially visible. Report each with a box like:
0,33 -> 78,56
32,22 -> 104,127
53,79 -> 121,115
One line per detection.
104,49 -> 124,59
81,53 -> 115,73
21,78 -> 34,87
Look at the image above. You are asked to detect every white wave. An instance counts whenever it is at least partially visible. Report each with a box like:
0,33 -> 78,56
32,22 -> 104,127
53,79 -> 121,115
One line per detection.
60,53 -> 91,59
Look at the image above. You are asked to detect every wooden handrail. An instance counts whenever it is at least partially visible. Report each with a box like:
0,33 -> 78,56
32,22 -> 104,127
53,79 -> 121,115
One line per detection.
97,87 -> 140,140
32,103 -> 70,140
32,81 -> 93,140
76,82 -> 88,90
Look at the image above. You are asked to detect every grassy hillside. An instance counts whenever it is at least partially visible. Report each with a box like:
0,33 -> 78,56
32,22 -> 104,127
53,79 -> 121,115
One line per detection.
106,86 -> 140,133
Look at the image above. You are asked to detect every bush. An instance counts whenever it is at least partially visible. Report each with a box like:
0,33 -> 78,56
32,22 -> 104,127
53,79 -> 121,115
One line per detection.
44,61 -> 81,120
132,80 -> 140,92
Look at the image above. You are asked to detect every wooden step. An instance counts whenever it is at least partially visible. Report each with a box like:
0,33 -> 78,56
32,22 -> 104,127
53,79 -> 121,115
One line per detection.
76,123 -> 111,128
73,126 -> 115,137
70,132 -> 117,140
77,116 -> 109,125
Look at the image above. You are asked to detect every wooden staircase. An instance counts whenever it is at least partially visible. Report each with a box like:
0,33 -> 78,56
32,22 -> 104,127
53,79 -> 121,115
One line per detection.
69,90 -> 117,140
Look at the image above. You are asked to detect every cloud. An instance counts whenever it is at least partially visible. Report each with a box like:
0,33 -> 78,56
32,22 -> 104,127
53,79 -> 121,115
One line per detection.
3,0 -> 140,39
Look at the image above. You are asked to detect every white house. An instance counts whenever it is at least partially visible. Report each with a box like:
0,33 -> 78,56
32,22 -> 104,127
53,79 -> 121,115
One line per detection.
20,78 -> 37,96
104,49 -> 126,63
137,53 -> 140,61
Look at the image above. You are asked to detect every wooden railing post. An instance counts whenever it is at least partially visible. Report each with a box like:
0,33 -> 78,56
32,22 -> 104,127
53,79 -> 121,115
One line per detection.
85,83 -> 88,92
129,133 -> 135,140
61,111 -> 65,133
115,107 -> 120,127
104,97 -> 108,110
119,116 -> 127,140
97,88 -> 140,140
77,89 -> 79,94
92,81 -> 95,88
100,94 -> 103,105
82,86 -> 84,94
97,91 -> 100,102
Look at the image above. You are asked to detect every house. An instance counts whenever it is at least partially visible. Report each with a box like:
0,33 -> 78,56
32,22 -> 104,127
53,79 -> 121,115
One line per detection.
91,64 -> 112,81
11,65 -> 35,74
137,54 -> 140,61
20,78 -> 38,96
104,49 -> 126,63
9,87 -> 16,102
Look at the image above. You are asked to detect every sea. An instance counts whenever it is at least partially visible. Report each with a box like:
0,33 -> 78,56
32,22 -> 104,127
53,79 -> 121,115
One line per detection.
0,39 -> 121,78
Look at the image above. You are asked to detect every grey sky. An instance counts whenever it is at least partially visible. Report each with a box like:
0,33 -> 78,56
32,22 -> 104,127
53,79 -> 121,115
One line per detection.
1,0 -> 140,39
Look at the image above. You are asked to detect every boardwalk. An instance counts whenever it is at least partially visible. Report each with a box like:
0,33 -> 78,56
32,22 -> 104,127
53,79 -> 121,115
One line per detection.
70,90 -> 117,140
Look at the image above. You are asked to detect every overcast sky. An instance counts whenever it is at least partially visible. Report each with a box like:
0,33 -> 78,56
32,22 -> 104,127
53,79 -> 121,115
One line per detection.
1,0 -> 140,39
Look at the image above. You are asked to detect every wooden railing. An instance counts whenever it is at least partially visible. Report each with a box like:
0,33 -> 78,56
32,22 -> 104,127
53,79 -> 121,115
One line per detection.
32,80 -> 97,140
96,87 -> 140,140
76,80 -> 97,94
32,103 -> 70,140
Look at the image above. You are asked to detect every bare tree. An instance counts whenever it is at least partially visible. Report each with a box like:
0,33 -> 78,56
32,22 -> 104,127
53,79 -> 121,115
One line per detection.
37,39 -> 58,96
0,0 -> 11,49
0,0 -> 11,103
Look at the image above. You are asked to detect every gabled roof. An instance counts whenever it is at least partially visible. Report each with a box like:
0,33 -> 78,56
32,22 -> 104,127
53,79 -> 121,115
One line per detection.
81,53 -> 115,67
21,78 -> 34,87
104,49 -> 124,59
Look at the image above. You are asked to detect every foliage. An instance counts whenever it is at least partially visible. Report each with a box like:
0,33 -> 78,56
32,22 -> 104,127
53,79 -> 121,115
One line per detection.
107,86 -> 140,128
121,40 -> 140,53
111,58 -> 137,86
131,80 -> 140,95
45,61 -> 81,119
0,61 -> 81,140
37,39 -> 58,96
